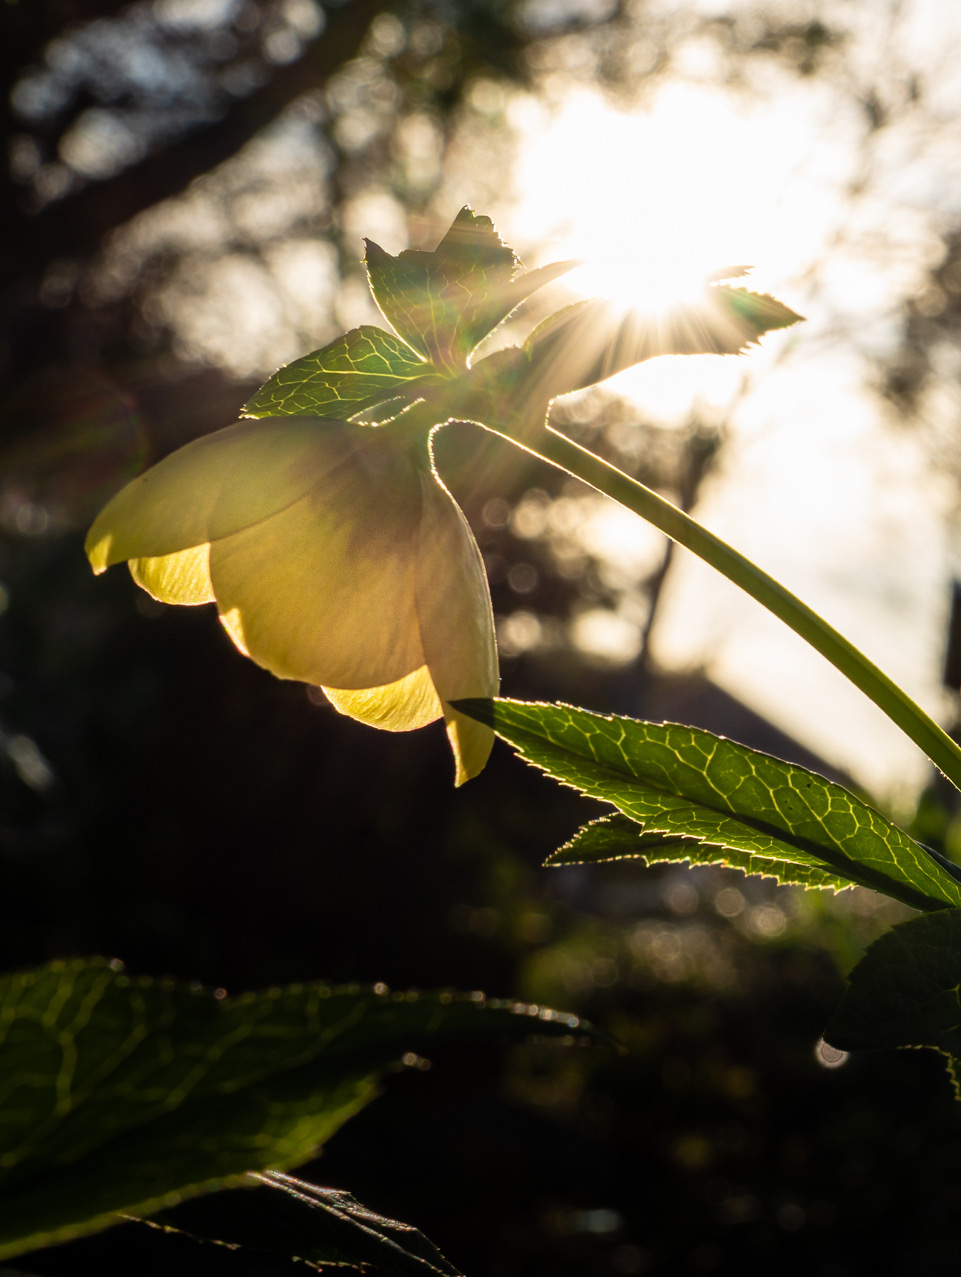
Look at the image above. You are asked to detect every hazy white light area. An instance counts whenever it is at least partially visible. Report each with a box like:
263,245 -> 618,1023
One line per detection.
102,101 -> 343,374
152,242 -> 339,374
497,610 -> 543,658
510,82 -> 827,319
555,496 -> 665,589
59,108 -> 144,179
152,0 -> 242,30
570,608 -> 643,665
501,1 -> 961,800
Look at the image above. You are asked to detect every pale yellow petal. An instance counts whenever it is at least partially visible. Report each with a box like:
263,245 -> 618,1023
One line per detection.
86,417 -> 352,572
129,545 -> 214,605
444,711 -> 496,787
209,436 -> 427,688
322,666 -> 442,731
218,606 -> 251,656
414,467 -> 498,785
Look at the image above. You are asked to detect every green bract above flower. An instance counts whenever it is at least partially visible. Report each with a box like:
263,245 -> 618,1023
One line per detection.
85,417 -> 498,785
364,206 -> 578,376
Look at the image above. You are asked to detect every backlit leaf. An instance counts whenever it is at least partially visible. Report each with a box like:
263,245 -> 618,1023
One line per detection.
455,698 -> 961,911
524,285 -> 803,396
554,812 -> 849,891
366,207 -> 576,372
242,326 -> 437,421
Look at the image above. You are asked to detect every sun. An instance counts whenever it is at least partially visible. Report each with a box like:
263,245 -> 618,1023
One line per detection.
501,79 -> 815,416
507,81 -> 804,321
566,255 -> 730,320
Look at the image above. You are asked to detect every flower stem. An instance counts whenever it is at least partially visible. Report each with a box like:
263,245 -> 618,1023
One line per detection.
525,426 -> 961,792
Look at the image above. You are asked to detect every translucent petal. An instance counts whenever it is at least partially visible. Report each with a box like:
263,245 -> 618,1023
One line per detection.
323,666 -> 442,731
218,606 -> 251,656
129,545 -> 214,605
415,467 -> 498,785
86,417 -> 351,572
209,438 -> 426,688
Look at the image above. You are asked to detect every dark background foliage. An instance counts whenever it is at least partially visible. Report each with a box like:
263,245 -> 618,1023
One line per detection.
4,2 -> 961,1275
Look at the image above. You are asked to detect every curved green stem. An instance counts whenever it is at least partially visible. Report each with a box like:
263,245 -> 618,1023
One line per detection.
522,425 -> 961,792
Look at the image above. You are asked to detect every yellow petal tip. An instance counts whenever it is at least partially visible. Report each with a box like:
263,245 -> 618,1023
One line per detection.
85,533 -> 112,574
447,712 -> 494,786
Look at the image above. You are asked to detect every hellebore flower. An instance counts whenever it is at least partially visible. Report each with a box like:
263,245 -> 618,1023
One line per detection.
85,416 -> 498,784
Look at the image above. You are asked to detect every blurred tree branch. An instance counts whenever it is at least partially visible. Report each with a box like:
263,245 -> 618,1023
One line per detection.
0,0 -> 384,286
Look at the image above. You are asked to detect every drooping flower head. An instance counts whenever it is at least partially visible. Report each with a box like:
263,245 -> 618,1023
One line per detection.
86,416 -> 498,785
85,210 -> 575,783
86,207 -> 800,781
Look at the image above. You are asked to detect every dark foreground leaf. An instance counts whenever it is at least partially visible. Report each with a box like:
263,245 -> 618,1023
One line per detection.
455,698 -> 961,911
826,909 -> 961,1094
143,1170 -> 462,1275
0,959 -> 585,1260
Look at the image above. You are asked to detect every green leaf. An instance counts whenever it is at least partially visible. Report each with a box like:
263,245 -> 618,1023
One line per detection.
524,285 -> 803,396
366,206 -> 576,373
554,813 -> 849,892
0,959 -> 586,1261
242,326 -> 438,421
143,1170 -> 463,1276
825,909 -> 961,1093
455,698 -> 961,912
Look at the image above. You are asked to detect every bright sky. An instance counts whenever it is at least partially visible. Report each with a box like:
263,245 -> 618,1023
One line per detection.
503,31 -> 961,802
507,80 -> 833,312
